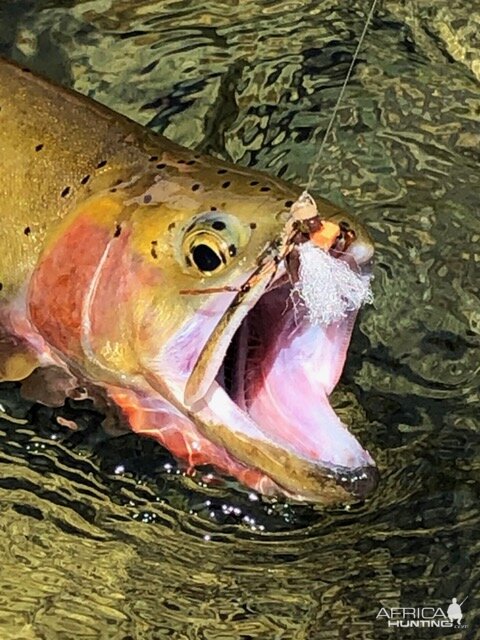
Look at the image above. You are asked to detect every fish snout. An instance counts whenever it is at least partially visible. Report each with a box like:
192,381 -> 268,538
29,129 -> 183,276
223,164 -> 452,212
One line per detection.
326,211 -> 374,276
345,237 -> 374,277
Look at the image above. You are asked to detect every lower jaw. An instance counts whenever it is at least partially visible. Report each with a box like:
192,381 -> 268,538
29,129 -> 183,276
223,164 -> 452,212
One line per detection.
122,366 -> 377,503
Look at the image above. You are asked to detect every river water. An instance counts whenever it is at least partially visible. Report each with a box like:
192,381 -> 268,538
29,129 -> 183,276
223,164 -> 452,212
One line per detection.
0,1 -> 479,638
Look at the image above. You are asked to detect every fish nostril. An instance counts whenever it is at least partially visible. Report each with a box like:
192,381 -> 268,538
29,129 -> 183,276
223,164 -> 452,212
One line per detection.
336,465 -> 380,500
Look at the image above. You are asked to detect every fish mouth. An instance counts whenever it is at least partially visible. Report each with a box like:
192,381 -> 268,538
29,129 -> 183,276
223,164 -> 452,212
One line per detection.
184,222 -> 378,504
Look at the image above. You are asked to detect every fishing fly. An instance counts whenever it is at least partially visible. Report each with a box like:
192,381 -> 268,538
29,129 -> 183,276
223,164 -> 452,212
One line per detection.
285,0 -> 379,323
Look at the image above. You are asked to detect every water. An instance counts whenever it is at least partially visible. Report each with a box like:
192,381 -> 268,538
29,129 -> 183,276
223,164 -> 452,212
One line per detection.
0,1 -> 479,638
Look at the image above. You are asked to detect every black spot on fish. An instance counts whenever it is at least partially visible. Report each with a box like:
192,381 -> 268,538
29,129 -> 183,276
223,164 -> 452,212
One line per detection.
143,194 -> 152,204
22,68 -> 31,73
24,226 -> 31,236
96,160 -> 107,169
250,181 -> 259,186
186,222 -> 196,233
156,163 -> 166,170
35,144 -> 44,152
222,181 -> 231,189
260,186 -> 271,192
285,200 -> 294,207
80,174 -> 90,185
228,244 -> 237,257
210,206 -> 217,211
151,240 -> 158,245
186,160 -> 196,165
151,242 -> 158,259
177,159 -> 186,164
110,188 -> 117,193
250,222 -> 257,229
191,184 -> 200,192
114,224 -> 122,237
149,155 -> 159,162
212,220 -> 226,231
61,186 -> 70,198
168,222 -> 176,231
0,283 -> 3,291
217,169 -> 227,174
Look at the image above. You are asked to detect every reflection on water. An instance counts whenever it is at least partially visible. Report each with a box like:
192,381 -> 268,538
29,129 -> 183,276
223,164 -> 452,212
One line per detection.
0,0 -> 479,638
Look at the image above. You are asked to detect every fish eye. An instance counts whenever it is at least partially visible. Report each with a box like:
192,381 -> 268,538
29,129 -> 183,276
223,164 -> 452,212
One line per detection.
191,241 -> 223,273
180,212 -> 252,277
183,229 -> 230,275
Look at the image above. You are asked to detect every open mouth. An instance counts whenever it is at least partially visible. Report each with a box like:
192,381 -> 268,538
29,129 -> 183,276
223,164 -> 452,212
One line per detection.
215,253 -> 377,501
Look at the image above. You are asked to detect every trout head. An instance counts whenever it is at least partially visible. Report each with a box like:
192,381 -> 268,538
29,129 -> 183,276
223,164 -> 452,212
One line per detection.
30,156 -> 377,504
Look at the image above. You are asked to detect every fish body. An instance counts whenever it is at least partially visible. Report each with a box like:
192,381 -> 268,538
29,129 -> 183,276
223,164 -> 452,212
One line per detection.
0,58 -> 377,503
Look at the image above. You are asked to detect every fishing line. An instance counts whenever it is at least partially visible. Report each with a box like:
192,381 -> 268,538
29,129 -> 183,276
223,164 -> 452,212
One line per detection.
305,0 -> 379,191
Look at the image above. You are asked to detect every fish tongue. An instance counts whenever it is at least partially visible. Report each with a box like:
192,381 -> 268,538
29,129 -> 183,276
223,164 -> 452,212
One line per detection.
239,288 -> 374,470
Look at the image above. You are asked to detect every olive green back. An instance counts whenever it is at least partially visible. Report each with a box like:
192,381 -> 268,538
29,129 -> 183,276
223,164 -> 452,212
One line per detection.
0,58 -> 173,296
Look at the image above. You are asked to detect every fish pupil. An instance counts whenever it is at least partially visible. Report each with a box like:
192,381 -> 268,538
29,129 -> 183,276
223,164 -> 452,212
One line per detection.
192,244 -> 222,272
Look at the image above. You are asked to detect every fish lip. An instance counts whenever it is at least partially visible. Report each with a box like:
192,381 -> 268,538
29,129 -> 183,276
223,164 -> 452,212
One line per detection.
283,463 -> 380,504
329,464 -> 380,501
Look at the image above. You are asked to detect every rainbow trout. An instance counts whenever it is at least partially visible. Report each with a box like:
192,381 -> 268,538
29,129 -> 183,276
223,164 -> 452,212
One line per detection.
0,58 -> 377,503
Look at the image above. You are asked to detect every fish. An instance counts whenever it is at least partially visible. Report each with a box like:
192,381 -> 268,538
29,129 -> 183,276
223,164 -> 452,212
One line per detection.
0,57 -> 378,504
